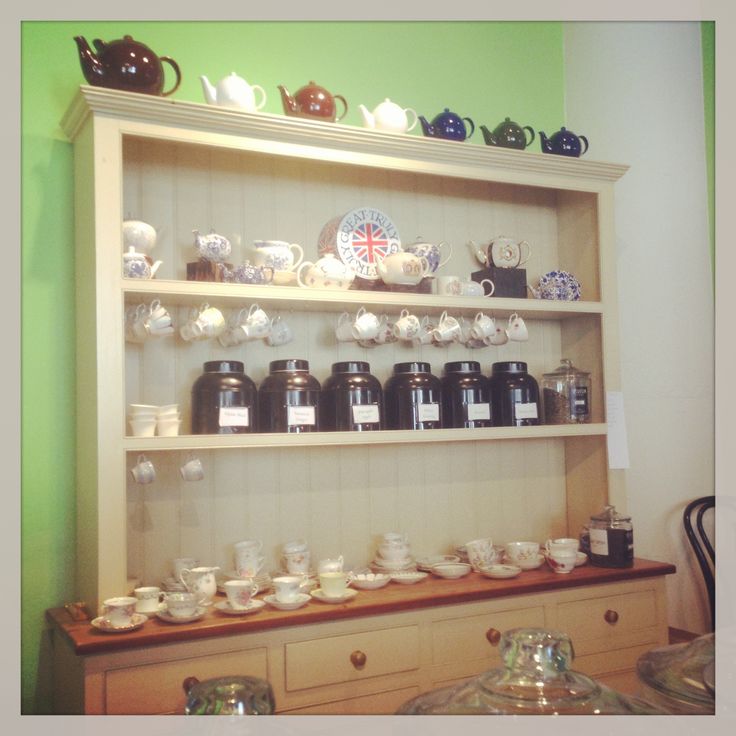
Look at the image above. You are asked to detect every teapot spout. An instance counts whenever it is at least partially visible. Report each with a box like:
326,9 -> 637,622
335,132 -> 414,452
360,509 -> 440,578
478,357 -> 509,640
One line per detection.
278,84 -> 298,114
480,125 -> 498,146
418,115 -> 434,137
358,104 -> 375,129
539,131 -> 553,153
149,260 -> 163,277
74,35 -> 104,85
200,75 -> 217,105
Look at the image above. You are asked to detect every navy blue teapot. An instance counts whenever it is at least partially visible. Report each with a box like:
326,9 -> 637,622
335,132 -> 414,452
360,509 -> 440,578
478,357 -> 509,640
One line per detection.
419,108 -> 475,142
481,117 -> 535,150
539,127 -> 589,157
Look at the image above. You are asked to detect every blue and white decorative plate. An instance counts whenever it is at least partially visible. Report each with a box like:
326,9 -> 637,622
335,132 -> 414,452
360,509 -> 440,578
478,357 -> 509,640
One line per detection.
534,270 -> 582,301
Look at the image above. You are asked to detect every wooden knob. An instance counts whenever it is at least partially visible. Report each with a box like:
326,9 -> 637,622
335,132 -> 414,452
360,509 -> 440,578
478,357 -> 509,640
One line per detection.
350,650 -> 367,669
182,676 -> 200,694
486,628 -> 501,646
604,609 -> 619,625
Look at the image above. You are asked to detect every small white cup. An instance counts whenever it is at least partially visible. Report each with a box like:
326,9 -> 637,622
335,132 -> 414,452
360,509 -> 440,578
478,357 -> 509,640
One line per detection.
319,571 -> 352,598
504,541 -> 540,564
134,586 -> 163,614
130,454 -> 156,484
196,305 -> 226,337
508,313 -> 529,341
101,596 -> 137,627
432,311 -> 462,343
434,275 -> 462,296
180,319 -> 205,342
471,312 -> 496,340
180,456 -> 204,482
393,309 -> 422,341
545,537 -> 579,555
240,304 -> 270,340
317,556 -> 344,574
283,549 -> 311,575
372,315 -> 398,345
465,537 -> 498,570
335,311 -> 356,342
266,315 -> 293,346
351,307 -> 381,341
272,575 -> 303,603
484,325 -> 509,346
162,591 -> 200,618
283,538 -> 308,555
129,417 -> 157,437
547,551 -> 577,574
224,579 -> 259,610
460,279 -> 495,297
234,539 -> 265,578
156,418 -> 181,437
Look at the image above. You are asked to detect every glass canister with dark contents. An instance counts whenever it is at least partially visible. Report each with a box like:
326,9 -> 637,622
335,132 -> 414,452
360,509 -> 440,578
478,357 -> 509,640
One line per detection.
541,358 -> 591,424
191,360 -> 257,434
320,361 -> 383,431
441,361 -> 492,428
588,504 -> 634,568
489,361 -> 540,427
258,358 -> 320,433
384,362 -> 442,430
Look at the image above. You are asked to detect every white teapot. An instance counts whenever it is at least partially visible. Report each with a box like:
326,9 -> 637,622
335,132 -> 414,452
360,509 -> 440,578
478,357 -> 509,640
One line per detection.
122,246 -> 162,279
122,219 -> 157,254
200,72 -> 267,112
376,251 -> 430,286
250,240 -> 304,272
359,98 -> 418,134
297,254 -> 356,290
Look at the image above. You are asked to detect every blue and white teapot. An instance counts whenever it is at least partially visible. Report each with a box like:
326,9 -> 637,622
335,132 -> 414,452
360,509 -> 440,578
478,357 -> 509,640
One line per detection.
193,229 -> 232,262
218,262 -> 275,285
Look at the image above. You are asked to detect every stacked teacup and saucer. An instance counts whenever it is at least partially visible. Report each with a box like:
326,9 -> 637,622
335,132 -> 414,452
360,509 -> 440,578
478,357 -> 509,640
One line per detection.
372,533 -> 429,584
219,539 -> 272,596
279,539 -> 318,593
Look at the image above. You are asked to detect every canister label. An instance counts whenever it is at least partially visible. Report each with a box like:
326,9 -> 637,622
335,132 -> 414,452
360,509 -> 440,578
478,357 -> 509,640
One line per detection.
219,406 -> 249,427
466,403 -> 491,421
572,386 -> 589,415
514,402 -> 538,419
352,405 -> 380,424
287,406 -> 316,426
417,403 -> 440,422
589,527 -> 609,556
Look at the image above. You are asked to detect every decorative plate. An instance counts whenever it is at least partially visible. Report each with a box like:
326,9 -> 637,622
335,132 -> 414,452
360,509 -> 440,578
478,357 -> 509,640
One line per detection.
91,613 -> 147,633
214,599 -> 266,616
310,588 -> 359,604
263,593 -> 311,611
478,564 -> 522,580
317,208 -> 401,281
389,571 -> 428,584
534,270 -> 582,301
351,573 -> 391,590
155,606 -> 207,624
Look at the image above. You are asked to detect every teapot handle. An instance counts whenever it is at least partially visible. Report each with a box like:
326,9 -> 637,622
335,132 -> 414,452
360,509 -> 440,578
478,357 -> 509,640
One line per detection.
437,241 -> 453,269
252,84 -> 267,111
296,261 -> 313,288
404,107 -> 418,133
334,95 -> 349,123
579,135 -> 589,155
289,243 -> 304,270
160,57 -> 182,97
523,126 -> 536,148
518,240 -> 532,267
463,118 -> 475,139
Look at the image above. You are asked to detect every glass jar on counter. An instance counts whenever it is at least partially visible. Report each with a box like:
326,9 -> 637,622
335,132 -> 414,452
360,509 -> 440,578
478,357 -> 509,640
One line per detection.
191,360 -> 257,434
488,361 -> 540,427
542,358 -> 591,424
258,358 -> 320,433
384,362 -> 442,430
320,361 -> 383,431
441,361 -> 492,428
588,504 -> 634,568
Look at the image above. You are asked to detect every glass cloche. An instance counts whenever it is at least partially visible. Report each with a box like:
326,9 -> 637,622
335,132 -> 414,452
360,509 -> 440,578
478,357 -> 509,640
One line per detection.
397,627 -> 664,715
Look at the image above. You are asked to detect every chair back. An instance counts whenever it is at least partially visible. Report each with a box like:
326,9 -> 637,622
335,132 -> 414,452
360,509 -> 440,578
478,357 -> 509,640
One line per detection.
683,495 -> 715,631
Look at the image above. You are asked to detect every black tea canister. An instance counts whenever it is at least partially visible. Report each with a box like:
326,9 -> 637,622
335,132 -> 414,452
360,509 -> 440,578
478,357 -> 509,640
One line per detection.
384,361 -> 442,430
441,361 -> 492,428
320,361 -> 383,431
191,360 -> 258,434
489,361 -> 540,427
258,358 -> 320,433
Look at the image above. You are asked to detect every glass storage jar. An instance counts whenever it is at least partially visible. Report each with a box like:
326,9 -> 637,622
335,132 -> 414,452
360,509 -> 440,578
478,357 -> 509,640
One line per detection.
258,358 -> 320,433
320,361 -> 383,431
191,360 -> 257,434
488,361 -> 540,426
384,362 -> 442,430
397,627 -> 664,714
588,504 -> 634,568
183,675 -> 275,715
541,358 -> 591,424
441,361 -> 492,428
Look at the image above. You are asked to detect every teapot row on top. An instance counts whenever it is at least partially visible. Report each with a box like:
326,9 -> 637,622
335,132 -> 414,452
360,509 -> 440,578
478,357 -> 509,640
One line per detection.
73,35 -> 588,155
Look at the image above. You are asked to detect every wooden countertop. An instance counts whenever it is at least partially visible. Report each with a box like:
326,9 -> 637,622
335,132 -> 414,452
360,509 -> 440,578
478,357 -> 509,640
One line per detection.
47,558 -> 675,656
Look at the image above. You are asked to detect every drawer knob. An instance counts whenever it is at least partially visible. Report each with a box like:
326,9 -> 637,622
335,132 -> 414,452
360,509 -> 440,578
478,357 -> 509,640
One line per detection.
604,609 -> 619,625
350,650 -> 367,669
486,628 -> 501,646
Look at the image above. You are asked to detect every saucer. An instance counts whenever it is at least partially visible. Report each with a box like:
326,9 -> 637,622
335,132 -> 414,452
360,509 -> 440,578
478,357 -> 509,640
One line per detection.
430,562 -> 471,579
214,599 -> 266,616
91,613 -> 147,633
271,270 -> 297,286
478,564 -> 522,580
416,555 -> 461,571
155,606 -> 207,624
371,557 -> 415,572
389,571 -> 428,585
263,593 -> 311,611
506,554 -> 545,571
310,588 -> 359,604
351,573 -> 391,590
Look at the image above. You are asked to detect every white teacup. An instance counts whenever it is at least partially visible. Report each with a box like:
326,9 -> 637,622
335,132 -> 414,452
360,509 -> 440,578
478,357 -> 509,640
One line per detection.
465,537 -> 498,570
266,315 -> 293,346
335,311 -> 356,342
547,550 -> 577,574
129,417 -> 157,437
545,537 -> 579,555
224,579 -> 259,610
319,571 -> 352,598
156,418 -> 181,437
378,542 -> 410,561
411,316 -> 435,347
134,586 -> 163,614
460,279 -> 494,297
317,556 -> 344,574
272,575 -> 303,603
505,541 -> 540,564
162,591 -> 200,618
101,596 -> 137,627
484,325 -> 509,346
507,313 -> 529,341
433,275 -> 462,296
352,307 -> 381,341
130,454 -> 156,484
234,540 -> 265,578
180,456 -> 204,481
471,312 -> 496,340
382,532 -> 408,544
393,309 -> 422,340
179,319 -> 206,342
432,311 -> 462,343
240,304 -> 270,340
372,315 -> 398,345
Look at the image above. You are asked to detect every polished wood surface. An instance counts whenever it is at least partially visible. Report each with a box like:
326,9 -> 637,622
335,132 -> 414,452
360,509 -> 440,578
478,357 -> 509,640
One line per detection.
47,558 -> 674,655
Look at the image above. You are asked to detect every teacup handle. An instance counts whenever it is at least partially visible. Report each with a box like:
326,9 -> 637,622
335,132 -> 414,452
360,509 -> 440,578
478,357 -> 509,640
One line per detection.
252,84 -> 267,111
251,582 -> 259,596
296,261 -> 313,288
289,243 -> 304,270
178,568 -> 192,589
437,241 -> 453,269
481,279 -> 495,297
518,240 -> 532,266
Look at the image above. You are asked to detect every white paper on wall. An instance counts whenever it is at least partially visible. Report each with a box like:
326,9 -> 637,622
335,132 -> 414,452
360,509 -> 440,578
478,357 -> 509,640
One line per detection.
606,391 -> 630,469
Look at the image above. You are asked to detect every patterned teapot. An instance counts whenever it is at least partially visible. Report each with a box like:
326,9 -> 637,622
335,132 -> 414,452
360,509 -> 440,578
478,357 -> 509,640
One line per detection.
296,254 -> 356,290
376,251 -> 430,286
122,246 -> 162,279
193,229 -> 232,262
218,262 -> 275,285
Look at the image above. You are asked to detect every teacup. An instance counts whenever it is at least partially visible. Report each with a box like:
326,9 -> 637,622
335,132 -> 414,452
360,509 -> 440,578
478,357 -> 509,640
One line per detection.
465,537 -> 498,570
484,325 -> 509,346
411,316 -> 435,347
433,275 -> 462,296
223,579 -> 259,610
133,586 -> 163,614
352,307 -> 381,341
317,556 -> 344,574
319,571 -> 352,598
372,315 -> 398,345
180,455 -> 204,482
471,312 -> 496,340
234,540 -> 265,578
156,417 -> 181,437
101,596 -> 137,627
505,541 -> 540,565
162,591 -> 200,618
335,311 -> 357,342
239,304 -> 270,340
272,575 -> 303,603
460,279 -> 494,297
378,542 -> 410,561
432,311 -> 462,343
382,532 -> 408,544
393,309 -> 421,341
129,417 -> 157,437
546,551 -> 577,574
172,557 -> 198,579
266,315 -> 293,346
283,550 -> 311,575
507,313 -> 528,341
283,538 -> 308,555
545,537 -> 579,555
130,454 -> 156,484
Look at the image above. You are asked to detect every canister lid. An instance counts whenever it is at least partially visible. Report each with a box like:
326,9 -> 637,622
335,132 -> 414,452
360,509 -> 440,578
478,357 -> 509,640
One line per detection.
543,358 -> 590,379
590,504 -> 631,523
269,358 -> 310,373
331,361 -> 370,374
203,360 -> 244,373
393,361 -> 432,374
491,361 -> 528,374
444,361 -> 481,374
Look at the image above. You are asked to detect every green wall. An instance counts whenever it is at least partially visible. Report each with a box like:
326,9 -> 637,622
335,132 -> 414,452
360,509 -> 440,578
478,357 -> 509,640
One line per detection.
21,20 -> 565,714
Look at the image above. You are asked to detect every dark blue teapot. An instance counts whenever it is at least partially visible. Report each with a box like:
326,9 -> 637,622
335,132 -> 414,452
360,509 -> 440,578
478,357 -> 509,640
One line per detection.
419,108 -> 475,142
539,127 -> 589,157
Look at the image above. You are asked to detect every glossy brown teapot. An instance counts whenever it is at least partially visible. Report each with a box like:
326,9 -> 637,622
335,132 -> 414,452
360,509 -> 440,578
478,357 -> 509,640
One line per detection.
74,35 -> 181,96
278,81 -> 348,122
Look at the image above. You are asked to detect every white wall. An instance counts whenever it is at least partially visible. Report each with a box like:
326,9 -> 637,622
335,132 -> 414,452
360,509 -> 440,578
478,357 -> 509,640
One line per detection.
563,22 -> 714,633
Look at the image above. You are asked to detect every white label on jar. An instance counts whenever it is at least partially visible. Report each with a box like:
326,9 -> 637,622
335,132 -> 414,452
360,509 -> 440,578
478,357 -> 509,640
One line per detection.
466,403 -> 491,421
417,403 -> 440,422
514,402 -> 539,419
589,528 -> 609,556
219,406 -> 249,427
287,406 -> 316,426
352,404 -> 380,424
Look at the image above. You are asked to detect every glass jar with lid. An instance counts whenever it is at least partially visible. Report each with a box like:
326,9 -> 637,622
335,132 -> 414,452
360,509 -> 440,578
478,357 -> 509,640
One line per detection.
588,504 -> 634,568
320,361 -> 383,431
384,362 -> 442,430
488,361 -> 540,427
258,358 -> 320,433
191,360 -> 257,434
397,627 -> 664,714
441,361 -> 492,428
541,358 -> 591,424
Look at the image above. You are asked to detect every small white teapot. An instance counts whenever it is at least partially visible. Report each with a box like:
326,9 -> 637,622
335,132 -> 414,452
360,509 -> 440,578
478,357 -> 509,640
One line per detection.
359,98 -> 418,134
200,72 -> 267,112
122,246 -> 162,279
376,251 -> 430,286
297,254 -> 356,290
122,219 -> 157,253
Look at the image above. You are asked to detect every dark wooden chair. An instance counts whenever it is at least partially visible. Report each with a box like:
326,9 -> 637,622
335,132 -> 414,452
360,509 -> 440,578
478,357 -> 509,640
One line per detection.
683,496 -> 715,631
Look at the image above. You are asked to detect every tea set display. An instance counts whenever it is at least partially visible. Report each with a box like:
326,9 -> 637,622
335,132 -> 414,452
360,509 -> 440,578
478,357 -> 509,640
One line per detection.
74,35 -> 590,156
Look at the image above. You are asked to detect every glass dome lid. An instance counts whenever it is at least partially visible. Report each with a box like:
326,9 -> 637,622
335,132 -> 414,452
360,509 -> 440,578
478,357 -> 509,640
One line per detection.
397,628 -> 665,715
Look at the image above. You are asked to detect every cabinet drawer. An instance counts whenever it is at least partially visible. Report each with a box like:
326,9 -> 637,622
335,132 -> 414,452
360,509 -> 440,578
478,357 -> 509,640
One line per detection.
281,686 -> 420,715
285,625 -> 420,691
431,606 -> 545,666
557,590 -> 657,654
105,647 -> 268,714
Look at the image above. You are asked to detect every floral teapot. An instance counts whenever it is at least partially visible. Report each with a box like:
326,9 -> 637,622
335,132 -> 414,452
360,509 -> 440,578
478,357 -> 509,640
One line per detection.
193,229 -> 232,262
376,251 -> 431,286
359,98 -> 418,134
218,262 -> 275,285
539,127 -> 589,157
404,237 -> 453,274
200,72 -> 267,112
296,254 -> 356,290
122,246 -> 162,279
419,108 -> 475,142
278,81 -> 348,122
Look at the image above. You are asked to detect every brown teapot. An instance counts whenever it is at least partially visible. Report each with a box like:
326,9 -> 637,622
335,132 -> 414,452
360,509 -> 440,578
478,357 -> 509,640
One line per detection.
278,81 -> 348,122
74,35 -> 181,96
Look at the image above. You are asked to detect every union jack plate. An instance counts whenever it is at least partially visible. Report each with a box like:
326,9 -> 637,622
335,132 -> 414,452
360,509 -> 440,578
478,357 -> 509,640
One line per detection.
318,207 -> 401,280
